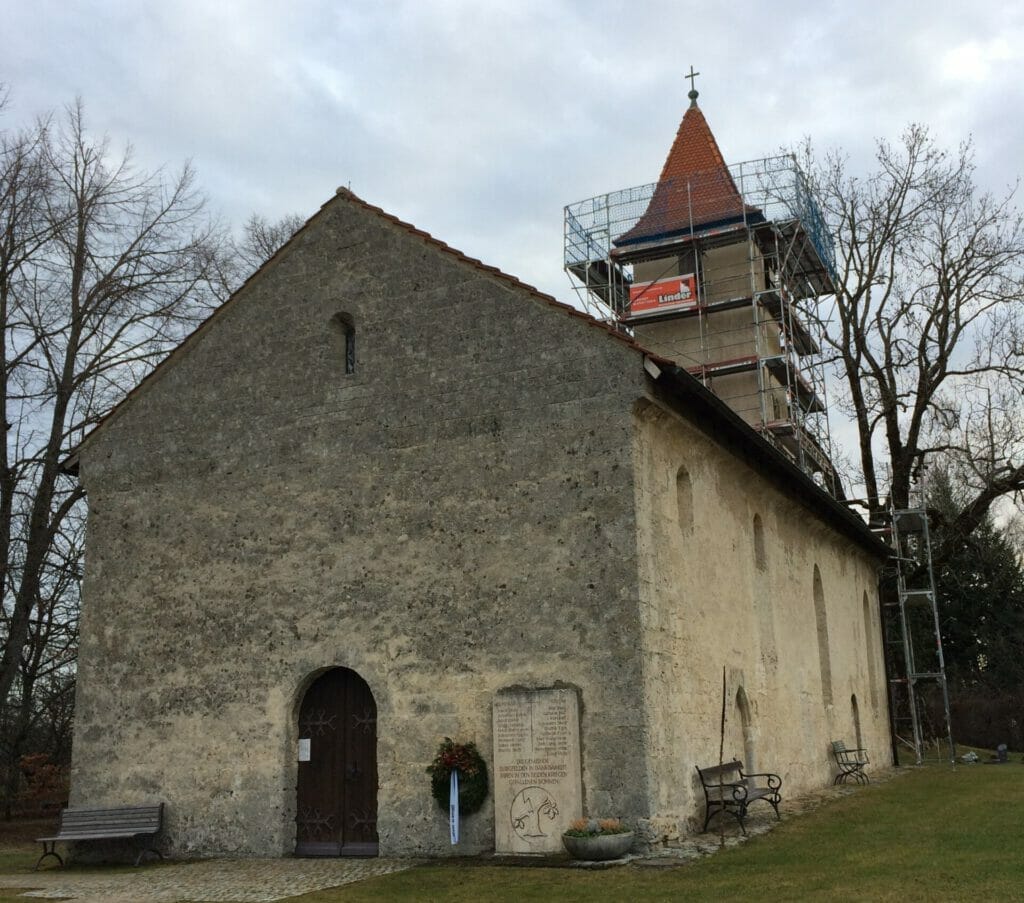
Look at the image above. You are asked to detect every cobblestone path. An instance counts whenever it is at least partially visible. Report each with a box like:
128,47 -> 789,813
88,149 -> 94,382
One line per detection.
0,856 -> 421,902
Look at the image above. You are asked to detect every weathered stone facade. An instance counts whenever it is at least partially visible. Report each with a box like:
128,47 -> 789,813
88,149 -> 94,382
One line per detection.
69,189 -> 889,858
632,396 -> 889,842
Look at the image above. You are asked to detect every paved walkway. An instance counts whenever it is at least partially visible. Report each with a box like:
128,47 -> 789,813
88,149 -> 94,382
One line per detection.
0,770 -> 904,901
0,857 -> 421,902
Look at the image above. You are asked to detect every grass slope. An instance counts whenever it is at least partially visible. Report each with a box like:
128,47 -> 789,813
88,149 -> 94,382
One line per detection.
289,765 -> 1023,902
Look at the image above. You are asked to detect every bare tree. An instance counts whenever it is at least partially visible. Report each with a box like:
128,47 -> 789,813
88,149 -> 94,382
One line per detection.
236,212 -> 304,274
0,98 -> 222,727
807,126 -> 1024,558
0,506 -> 80,816
210,212 -> 305,301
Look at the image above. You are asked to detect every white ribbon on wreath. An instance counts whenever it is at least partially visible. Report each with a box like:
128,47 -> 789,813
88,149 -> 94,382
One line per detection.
449,770 -> 460,844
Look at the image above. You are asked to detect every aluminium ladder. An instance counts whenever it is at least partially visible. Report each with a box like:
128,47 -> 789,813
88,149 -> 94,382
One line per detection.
883,506 -> 956,765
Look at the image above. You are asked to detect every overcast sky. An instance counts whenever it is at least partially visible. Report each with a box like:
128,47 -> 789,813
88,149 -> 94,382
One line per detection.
6,0 -> 1022,301
4,1 -> 1023,487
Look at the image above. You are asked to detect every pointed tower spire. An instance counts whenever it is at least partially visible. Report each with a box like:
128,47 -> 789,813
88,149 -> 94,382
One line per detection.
614,79 -> 759,250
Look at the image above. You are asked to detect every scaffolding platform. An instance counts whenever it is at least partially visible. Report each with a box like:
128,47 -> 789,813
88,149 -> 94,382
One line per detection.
564,152 -> 838,493
565,155 -> 838,308
755,289 -> 819,355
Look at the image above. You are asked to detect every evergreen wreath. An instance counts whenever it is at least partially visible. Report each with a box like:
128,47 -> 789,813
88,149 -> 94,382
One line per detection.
426,737 -> 489,815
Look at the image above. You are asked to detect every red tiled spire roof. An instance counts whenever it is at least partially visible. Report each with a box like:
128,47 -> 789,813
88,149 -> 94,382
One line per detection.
615,93 -> 756,248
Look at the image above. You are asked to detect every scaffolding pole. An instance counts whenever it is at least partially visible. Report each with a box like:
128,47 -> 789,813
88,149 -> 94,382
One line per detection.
563,155 -> 838,494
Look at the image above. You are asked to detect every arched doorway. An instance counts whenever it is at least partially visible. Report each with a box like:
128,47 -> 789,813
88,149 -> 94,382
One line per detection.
295,667 -> 378,857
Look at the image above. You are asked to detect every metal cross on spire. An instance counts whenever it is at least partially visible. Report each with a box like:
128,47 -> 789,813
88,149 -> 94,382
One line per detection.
686,65 -> 700,107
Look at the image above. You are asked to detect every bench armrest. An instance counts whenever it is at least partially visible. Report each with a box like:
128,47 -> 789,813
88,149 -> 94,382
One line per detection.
703,780 -> 749,802
741,770 -> 782,790
835,749 -> 870,763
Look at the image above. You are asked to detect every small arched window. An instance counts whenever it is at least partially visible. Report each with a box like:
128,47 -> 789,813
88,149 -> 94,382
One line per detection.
330,312 -> 356,375
676,465 -> 693,534
813,564 -> 833,706
753,514 -> 767,571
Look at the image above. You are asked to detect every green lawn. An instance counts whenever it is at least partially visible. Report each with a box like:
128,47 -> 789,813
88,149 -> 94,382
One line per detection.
289,763 -> 1024,902
1,763 -> 1021,902
0,841 -> 42,903
0,816 -> 46,897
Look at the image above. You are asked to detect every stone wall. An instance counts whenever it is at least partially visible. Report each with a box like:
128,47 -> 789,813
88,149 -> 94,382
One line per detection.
631,397 -> 889,843
71,192 -> 649,857
70,189 -> 887,860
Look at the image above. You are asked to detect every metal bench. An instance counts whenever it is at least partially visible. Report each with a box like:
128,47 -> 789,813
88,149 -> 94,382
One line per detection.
696,759 -> 782,835
831,740 -> 870,784
36,803 -> 164,869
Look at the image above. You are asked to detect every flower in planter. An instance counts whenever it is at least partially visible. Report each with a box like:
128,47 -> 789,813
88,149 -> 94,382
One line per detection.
563,817 -> 630,837
561,817 -> 635,861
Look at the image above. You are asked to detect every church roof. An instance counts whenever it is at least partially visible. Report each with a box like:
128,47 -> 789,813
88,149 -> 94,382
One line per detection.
614,92 -> 759,248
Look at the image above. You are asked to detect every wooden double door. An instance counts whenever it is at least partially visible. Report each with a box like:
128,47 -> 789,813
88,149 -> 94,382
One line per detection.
295,668 -> 378,856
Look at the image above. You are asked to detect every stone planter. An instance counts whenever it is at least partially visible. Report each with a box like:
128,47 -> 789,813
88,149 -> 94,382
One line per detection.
561,831 -> 635,861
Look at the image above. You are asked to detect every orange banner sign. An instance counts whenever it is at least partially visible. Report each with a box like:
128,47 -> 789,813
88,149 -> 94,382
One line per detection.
628,274 -> 697,317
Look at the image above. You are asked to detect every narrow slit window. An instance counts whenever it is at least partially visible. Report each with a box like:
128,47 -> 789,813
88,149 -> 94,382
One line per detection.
676,465 -> 693,533
851,694 -> 863,750
753,514 -> 767,571
332,312 -> 356,375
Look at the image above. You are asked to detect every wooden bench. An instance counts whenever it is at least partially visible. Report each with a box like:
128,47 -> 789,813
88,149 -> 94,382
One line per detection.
36,803 -> 164,869
696,760 -> 782,835
831,740 -> 870,785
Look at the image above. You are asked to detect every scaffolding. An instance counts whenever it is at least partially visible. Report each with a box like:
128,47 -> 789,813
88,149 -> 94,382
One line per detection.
564,155 -> 838,491
882,502 -> 956,765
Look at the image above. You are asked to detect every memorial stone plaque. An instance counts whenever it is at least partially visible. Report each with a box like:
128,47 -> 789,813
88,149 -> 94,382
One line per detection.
492,687 -> 582,854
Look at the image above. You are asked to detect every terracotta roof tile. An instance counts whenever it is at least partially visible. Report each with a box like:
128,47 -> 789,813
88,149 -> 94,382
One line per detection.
615,101 -> 757,247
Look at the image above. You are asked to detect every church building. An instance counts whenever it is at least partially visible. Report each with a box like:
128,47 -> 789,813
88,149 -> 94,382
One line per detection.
66,87 -> 891,859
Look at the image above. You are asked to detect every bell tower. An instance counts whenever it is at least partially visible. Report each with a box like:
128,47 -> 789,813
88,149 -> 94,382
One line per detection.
564,75 -> 838,492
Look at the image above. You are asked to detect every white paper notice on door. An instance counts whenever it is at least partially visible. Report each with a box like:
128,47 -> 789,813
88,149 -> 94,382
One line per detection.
298,738 -> 311,762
